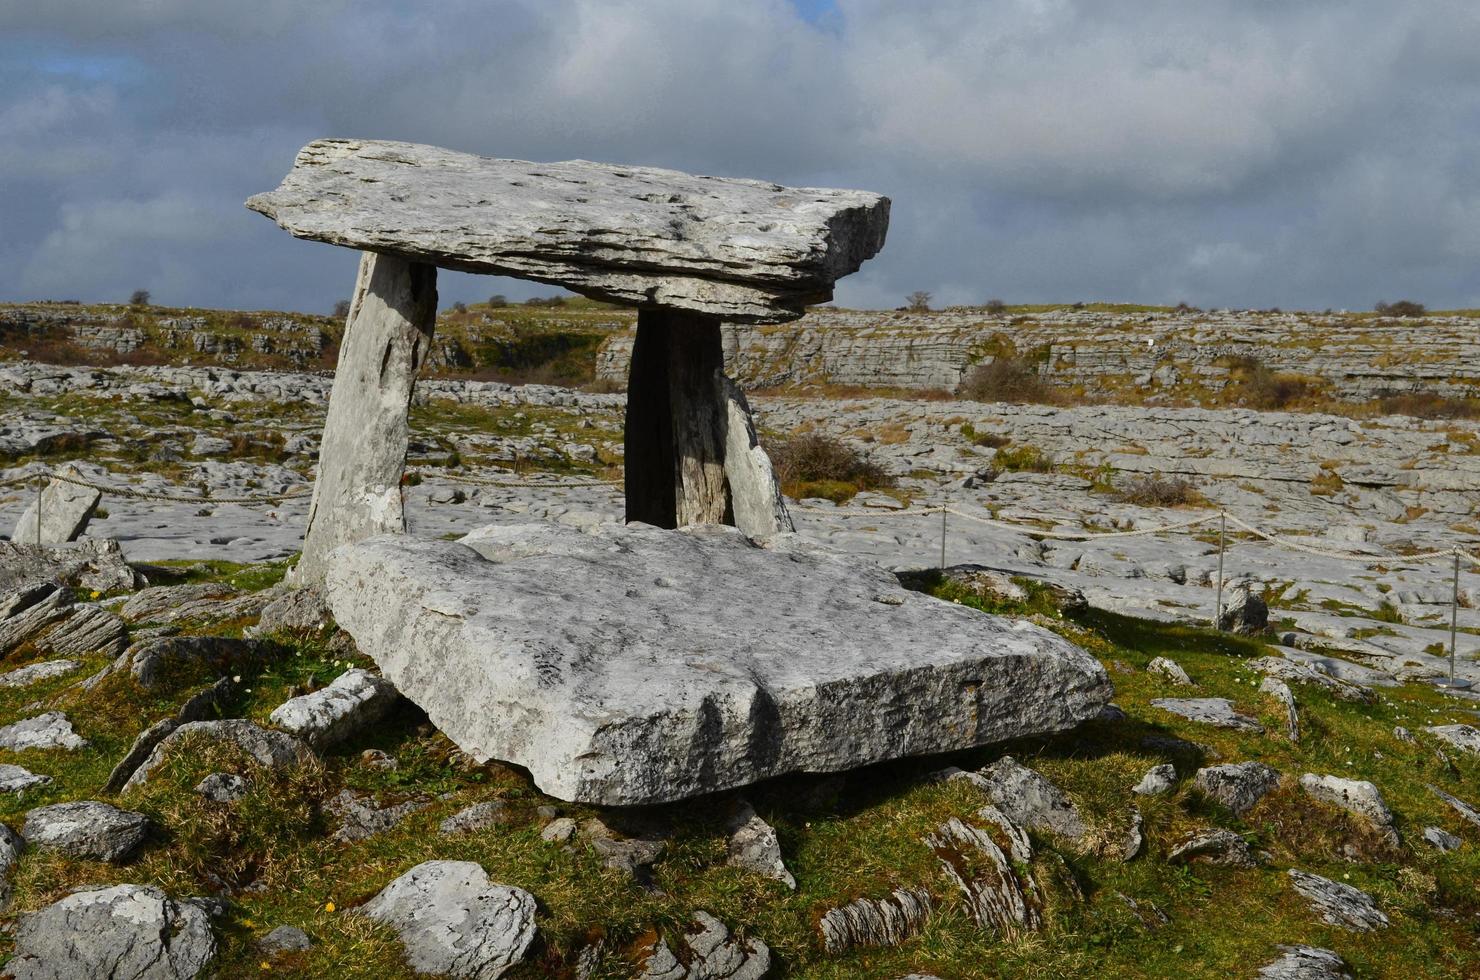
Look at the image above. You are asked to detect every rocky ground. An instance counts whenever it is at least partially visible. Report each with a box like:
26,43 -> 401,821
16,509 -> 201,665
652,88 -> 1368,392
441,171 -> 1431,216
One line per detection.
1,353 -> 1479,976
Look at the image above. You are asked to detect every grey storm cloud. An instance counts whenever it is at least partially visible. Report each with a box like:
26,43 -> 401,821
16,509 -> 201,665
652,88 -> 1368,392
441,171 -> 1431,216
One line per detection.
1,0 -> 1477,314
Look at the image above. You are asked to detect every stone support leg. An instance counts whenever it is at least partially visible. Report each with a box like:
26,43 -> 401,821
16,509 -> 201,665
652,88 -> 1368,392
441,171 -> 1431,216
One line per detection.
295,251 -> 437,585
624,309 -> 792,536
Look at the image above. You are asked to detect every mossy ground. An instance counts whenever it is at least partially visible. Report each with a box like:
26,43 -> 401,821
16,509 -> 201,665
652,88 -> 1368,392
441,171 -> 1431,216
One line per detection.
0,564 -> 1478,977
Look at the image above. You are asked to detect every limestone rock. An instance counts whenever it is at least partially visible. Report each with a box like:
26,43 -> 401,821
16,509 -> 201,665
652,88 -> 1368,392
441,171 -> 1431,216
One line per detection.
0,823 -> 22,912
636,911 -> 771,980
122,720 -> 311,792
1427,784 -> 1480,828
540,817 -> 577,844
103,677 -> 236,793
1193,762 -> 1281,816
325,789 -> 428,843
439,801 -> 511,836
0,712 -> 85,752
1217,586 -> 1269,635
259,925 -> 314,954
0,764 -> 51,794
725,801 -> 794,890
0,659 -> 80,688
112,636 -> 274,690
0,538 -> 138,596
974,755 -> 1088,844
362,860 -> 537,979
268,667 -> 399,749
926,816 -> 1041,938
9,885 -> 218,980
1133,763 -> 1177,797
1287,870 -> 1388,931
817,888 -> 933,953
253,585 -> 332,634
23,801 -> 150,862
324,521 -> 1110,806
1260,677 -> 1300,741
119,583 -> 259,625
1148,656 -> 1193,686
1426,724 -> 1480,755
10,466 -> 100,545
248,139 -> 890,324
1422,826 -> 1462,851
1167,828 -> 1256,868
0,586 -> 69,657
1249,657 -> 1374,704
1256,945 -> 1354,980
718,376 -> 794,538
195,772 -> 249,803
1151,697 -> 1264,733
1299,774 -> 1397,844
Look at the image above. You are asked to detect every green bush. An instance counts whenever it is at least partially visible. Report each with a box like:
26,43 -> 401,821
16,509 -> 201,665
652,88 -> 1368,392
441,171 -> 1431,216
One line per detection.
958,357 -> 1052,404
768,432 -> 893,502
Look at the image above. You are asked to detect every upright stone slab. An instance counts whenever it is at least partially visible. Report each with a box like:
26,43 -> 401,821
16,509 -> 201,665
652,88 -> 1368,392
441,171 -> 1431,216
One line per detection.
294,252 -> 436,586
11,465 -> 100,546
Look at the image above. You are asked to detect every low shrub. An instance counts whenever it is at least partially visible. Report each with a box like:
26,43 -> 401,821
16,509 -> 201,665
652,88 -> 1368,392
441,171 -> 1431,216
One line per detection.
1112,474 -> 1204,507
1375,300 -> 1426,317
958,357 -> 1053,404
768,432 -> 893,502
992,444 -> 1053,473
1372,390 -> 1480,420
959,423 -> 1010,448
1221,356 -> 1315,410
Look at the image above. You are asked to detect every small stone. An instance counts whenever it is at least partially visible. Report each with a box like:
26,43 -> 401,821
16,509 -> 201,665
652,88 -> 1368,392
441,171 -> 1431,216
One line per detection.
1122,806 -> 1145,861
817,888 -> 933,953
0,712 -> 85,752
1194,762 -> 1281,816
1287,870 -> 1388,931
926,816 -> 1041,937
1393,726 -> 1416,744
1148,656 -> 1193,686
362,860 -> 537,979
1167,828 -> 1256,868
1133,763 -> 1177,796
259,925 -> 314,954
9,885 -> 218,980
540,817 -> 577,844
1218,585 -> 1269,634
1256,944 -> 1354,980
636,910 -> 771,980
0,660 -> 81,689
0,823 -> 23,912
0,764 -> 52,794
324,790 -> 427,843
1299,774 -> 1397,844
195,773 -> 249,803
23,801 -> 150,863
1151,697 -> 1264,732
360,748 -> 398,770
1426,724 -> 1480,755
1427,784 -> 1480,828
439,801 -> 511,836
1260,677 -> 1300,742
974,755 -> 1087,844
1423,826 -> 1462,851
268,667 -> 400,750
725,801 -> 795,890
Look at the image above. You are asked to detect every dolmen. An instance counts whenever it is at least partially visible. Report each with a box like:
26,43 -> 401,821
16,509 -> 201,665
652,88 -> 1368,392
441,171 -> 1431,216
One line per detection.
251,140 -> 1112,805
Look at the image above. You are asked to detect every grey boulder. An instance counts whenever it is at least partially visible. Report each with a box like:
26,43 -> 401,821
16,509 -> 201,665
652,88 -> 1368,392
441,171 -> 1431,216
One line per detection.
0,764 -> 51,794
1299,774 -> 1397,844
362,860 -> 537,979
817,888 -> 932,954
268,667 -> 399,749
324,522 -> 1111,805
9,885 -> 217,980
10,466 -> 100,545
122,720 -> 312,792
1287,870 -> 1388,931
1193,762 -> 1281,816
1427,724 -> 1480,755
1256,945 -> 1354,979
1217,585 -> 1269,634
23,801 -> 150,862
972,755 -> 1088,844
0,823 -> 23,911
0,712 -> 85,752
1167,828 -> 1256,868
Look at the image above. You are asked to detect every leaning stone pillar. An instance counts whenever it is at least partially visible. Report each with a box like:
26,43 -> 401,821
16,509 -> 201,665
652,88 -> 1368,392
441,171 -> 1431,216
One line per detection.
294,252 -> 437,586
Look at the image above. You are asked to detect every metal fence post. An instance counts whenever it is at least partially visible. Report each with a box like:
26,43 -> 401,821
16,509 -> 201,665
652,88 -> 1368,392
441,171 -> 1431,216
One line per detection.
939,504 -> 947,570
1450,548 -> 1462,685
1214,511 -> 1226,629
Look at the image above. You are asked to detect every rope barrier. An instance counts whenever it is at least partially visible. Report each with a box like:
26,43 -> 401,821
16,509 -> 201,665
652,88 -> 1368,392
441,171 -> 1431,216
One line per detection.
418,469 -> 618,490
40,470 -> 311,505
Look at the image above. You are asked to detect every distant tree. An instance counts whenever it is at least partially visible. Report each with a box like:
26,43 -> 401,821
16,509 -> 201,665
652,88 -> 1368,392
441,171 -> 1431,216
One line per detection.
984,298 -> 1007,315
332,299 -> 352,319
1375,299 -> 1426,317
906,291 -> 932,313
488,294 -> 508,308
451,301 -> 468,314
129,289 -> 151,307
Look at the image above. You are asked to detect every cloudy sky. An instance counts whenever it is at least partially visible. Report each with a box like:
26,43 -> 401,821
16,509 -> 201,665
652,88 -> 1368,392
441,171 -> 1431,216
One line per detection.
3,0 -> 1478,314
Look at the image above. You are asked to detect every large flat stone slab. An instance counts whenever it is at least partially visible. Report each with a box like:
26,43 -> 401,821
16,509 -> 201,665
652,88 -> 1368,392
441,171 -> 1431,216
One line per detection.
324,522 -> 1111,805
248,139 -> 889,323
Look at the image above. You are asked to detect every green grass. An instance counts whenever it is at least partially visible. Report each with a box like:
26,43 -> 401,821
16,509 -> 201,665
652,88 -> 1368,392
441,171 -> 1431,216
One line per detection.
1,564 -> 1478,977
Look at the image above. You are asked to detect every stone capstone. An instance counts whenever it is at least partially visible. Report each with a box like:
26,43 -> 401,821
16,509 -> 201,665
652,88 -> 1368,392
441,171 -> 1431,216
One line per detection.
362,860 -> 537,979
268,667 -> 399,749
248,139 -> 890,324
9,885 -> 218,980
22,801 -> 150,862
324,521 -> 1111,806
